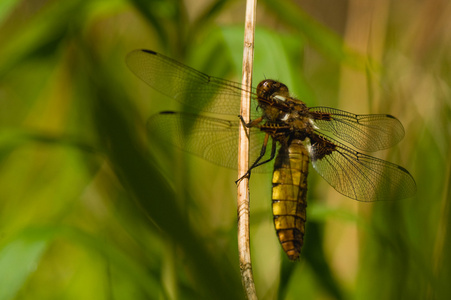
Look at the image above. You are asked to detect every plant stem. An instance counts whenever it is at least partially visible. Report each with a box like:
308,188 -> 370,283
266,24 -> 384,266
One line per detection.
237,0 -> 258,299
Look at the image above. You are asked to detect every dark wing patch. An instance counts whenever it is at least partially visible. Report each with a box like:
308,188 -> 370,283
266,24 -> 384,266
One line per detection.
308,133 -> 416,201
309,107 -> 405,151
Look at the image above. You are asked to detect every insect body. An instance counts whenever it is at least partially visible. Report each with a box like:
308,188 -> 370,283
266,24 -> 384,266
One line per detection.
126,49 -> 417,260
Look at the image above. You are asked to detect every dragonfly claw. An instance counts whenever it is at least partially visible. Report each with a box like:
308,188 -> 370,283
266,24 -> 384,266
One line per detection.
235,171 -> 251,185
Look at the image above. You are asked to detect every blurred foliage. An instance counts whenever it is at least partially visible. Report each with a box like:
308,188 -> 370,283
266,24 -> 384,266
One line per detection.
0,0 -> 450,299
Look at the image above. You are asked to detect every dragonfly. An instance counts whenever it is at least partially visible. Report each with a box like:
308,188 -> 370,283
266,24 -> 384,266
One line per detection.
126,49 -> 417,261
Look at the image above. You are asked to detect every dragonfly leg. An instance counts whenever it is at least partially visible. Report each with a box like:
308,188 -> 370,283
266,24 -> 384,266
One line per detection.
239,115 -> 263,128
235,134 -> 276,184
250,137 -> 277,169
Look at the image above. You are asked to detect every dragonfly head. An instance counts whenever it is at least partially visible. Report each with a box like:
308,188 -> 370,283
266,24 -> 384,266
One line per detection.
257,79 -> 289,105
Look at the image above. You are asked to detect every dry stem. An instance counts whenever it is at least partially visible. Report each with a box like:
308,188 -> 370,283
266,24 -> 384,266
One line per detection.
237,0 -> 258,299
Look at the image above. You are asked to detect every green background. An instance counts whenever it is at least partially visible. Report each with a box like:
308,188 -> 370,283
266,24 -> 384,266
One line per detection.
0,0 -> 449,299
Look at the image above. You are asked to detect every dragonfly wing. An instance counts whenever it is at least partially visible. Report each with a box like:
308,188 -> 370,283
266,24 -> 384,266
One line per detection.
309,107 -> 405,151
147,112 -> 274,173
127,50 -> 259,117
308,133 -> 416,201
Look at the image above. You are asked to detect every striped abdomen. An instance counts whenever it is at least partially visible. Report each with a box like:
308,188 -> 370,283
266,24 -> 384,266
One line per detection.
272,139 -> 309,261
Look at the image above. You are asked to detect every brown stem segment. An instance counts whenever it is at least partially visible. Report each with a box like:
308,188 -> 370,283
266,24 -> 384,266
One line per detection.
237,0 -> 258,298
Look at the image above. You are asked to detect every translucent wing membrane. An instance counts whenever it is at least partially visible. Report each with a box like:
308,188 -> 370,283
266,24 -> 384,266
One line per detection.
309,133 -> 416,201
128,49 -> 416,201
147,112 -> 274,173
126,50 -> 260,117
309,107 -> 405,151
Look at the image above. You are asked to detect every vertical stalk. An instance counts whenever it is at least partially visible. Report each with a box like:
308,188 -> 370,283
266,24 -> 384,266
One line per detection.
237,0 -> 257,299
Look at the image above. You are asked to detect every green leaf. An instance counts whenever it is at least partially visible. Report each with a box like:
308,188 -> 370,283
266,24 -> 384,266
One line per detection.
0,233 -> 48,300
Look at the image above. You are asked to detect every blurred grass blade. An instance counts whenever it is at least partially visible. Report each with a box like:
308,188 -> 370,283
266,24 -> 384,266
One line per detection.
302,222 -> 344,300
0,0 -> 86,77
0,0 -> 20,25
436,160 -> 451,296
0,129 -> 97,160
0,232 -> 48,300
0,226 -> 164,300
128,0 -> 171,49
87,50 -> 244,299
190,0 -> 230,41
262,0 -> 366,68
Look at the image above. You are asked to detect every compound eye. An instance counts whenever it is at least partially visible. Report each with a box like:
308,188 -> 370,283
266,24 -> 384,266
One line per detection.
257,79 -> 276,99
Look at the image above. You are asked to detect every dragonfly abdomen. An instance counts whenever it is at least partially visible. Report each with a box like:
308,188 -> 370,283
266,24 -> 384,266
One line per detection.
272,139 -> 309,261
